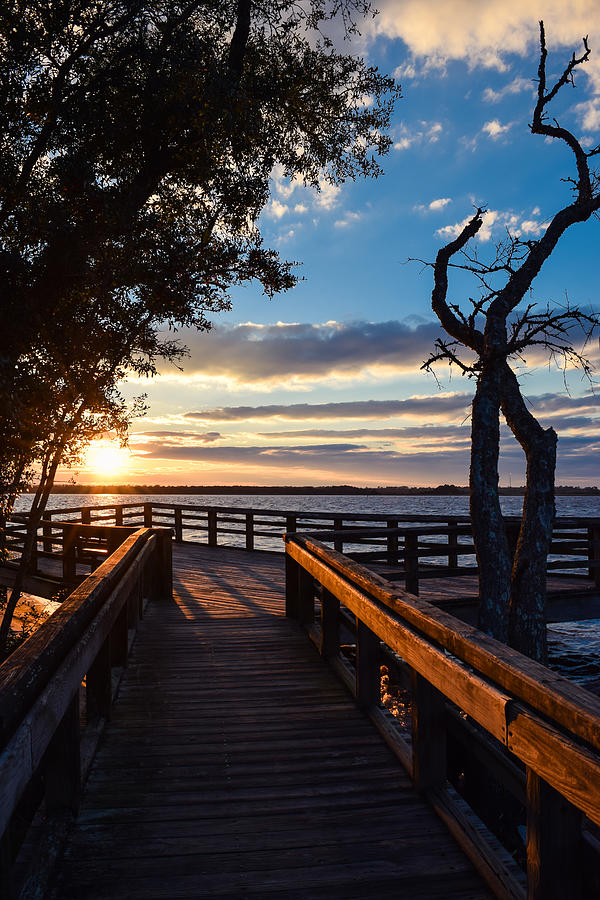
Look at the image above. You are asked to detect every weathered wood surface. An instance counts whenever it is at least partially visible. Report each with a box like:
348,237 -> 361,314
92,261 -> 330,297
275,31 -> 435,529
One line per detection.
48,544 -> 491,899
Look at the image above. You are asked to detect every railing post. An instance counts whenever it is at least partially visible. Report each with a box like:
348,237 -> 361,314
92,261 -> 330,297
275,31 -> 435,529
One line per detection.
447,518 -> 458,569
297,567 -> 314,625
86,637 -> 112,722
286,515 -> 297,535
152,529 -> 173,600
245,512 -> 254,551
110,604 -> 129,668
526,768 -> 583,900
115,505 -> 123,526
285,550 -> 300,618
404,532 -> 419,595
333,518 -> 343,553
386,519 -> 398,565
81,507 -> 91,525
207,510 -> 217,547
320,588 -> 340,658
411,671 -> 446,792
143,503 -> 153,528
174,507 -> 183,543
589,525 -> 600,588
62,525 -> 77,580
356,619 -> 379,708
42,517 -> 53,554
45,694 -> 81,815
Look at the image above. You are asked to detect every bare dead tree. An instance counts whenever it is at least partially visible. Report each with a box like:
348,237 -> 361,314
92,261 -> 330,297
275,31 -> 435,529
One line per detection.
422,22 -> 600,661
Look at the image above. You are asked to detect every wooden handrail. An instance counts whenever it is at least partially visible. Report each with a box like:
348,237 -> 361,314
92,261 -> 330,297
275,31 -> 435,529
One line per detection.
0,525 -> 173,897
284,533 -> 600,900
7,503 -> 600,595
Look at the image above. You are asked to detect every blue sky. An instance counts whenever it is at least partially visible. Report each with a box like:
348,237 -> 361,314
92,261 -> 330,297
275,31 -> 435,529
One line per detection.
76,1 -> 600,487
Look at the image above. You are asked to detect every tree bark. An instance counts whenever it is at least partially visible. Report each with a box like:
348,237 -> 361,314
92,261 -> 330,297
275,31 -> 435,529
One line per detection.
501,365 -> 556,662
470,366 -> 512,642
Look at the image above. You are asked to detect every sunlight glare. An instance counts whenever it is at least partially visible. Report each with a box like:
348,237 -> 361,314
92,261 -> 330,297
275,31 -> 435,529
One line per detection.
85,441 -> 130,479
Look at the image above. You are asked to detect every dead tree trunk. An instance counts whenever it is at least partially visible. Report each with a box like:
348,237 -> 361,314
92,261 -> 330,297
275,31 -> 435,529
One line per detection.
501,365 -> 556,662
470,366 -> 512,641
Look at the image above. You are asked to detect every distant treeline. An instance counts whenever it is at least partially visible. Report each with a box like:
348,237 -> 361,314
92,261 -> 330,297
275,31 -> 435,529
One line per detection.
39,483 -> 600,496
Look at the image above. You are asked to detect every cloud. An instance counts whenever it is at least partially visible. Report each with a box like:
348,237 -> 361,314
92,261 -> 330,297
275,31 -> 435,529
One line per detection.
415,197 -> 453,213
370,1 -> 600,91
334,211 -> 362,228
394,121 -> 444,151
482,119 -> 513,139
482,77 -> 532,103
169,320 -> 447,385
129,441 -> 473,483
574,98 -> 600,131
435,208 -> 546,242
184,393 -> 473,422
429,197 -> 452,211
267,199 -> 289,219
315,180 -> 341,209
132,430 -> 221,443
257,426 -> 471,449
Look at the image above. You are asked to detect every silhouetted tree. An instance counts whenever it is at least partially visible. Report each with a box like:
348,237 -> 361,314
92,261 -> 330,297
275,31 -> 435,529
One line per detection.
0,0 -> 399,653
424,23 -> 600,661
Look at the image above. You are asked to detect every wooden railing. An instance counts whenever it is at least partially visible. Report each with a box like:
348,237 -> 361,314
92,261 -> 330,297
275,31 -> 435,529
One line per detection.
7,503 -> 600,587
0,525 -> 172,898
284,533 -> 600,900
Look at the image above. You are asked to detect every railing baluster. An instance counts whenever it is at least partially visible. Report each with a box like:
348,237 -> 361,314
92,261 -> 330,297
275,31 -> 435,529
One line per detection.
334,518 -> 343,553
110,604 -> 129,668
143,503 -> 153,528
297,567 -> 314,625
411,671 -> 446,792
356,619 -> 379,709
386,519 -> 398,564
285,553 -> 300,619
526,769 -> 583,900
246,512 -> 254,551
404,532 -> 419,595
115,505 -> 123,526
590,525 -> 600,588
174,507 -> 183,543
448,517 -> 458,569
207,509 -> 217,546
320,588 -> 340,658
86,637 -> 112,722
45,694 -> 81,816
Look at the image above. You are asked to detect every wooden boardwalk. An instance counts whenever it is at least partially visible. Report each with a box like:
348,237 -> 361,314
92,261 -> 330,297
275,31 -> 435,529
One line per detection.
48,543 -> 491,899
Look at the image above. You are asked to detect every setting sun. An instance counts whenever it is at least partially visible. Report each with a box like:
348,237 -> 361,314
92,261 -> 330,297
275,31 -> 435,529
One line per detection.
85,441 -> 131,479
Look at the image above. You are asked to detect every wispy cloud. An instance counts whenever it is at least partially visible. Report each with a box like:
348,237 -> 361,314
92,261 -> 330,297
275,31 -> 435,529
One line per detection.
482,77 -> 532,103
184,393 -> 473,422
394,121 -> 443,151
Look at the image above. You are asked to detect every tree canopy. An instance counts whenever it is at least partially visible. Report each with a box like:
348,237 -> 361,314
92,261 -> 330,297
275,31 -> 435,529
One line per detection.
0,0 -> 399,492
0,0 -> 399,653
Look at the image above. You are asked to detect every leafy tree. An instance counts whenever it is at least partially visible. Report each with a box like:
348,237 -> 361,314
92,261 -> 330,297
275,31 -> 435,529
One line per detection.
0,0 -> 399,654
424,23 -> 600,661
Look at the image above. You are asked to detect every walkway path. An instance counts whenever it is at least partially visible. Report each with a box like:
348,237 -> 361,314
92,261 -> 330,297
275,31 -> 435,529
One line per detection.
48,544 -> 491,899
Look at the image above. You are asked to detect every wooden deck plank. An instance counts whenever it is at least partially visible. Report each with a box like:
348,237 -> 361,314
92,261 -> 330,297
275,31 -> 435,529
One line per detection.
48,543 -> 492,899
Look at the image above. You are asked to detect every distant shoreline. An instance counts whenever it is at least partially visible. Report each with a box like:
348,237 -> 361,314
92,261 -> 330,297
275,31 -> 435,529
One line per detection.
39,484 -> 600,496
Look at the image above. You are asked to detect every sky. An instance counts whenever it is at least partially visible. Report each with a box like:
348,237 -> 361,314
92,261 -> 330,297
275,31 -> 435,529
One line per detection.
75,1 -> 600,487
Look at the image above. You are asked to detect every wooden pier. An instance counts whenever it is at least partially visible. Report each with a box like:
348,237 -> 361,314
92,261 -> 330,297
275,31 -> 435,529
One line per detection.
1,504 -> 600,899
44,544 -> 491,899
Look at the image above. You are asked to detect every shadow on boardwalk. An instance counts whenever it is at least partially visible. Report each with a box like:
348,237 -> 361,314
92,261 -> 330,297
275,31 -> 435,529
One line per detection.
48,543 -> 491,899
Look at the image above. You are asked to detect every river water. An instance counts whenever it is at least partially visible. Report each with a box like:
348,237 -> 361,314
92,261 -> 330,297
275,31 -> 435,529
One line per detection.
14,492 -> 600,690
